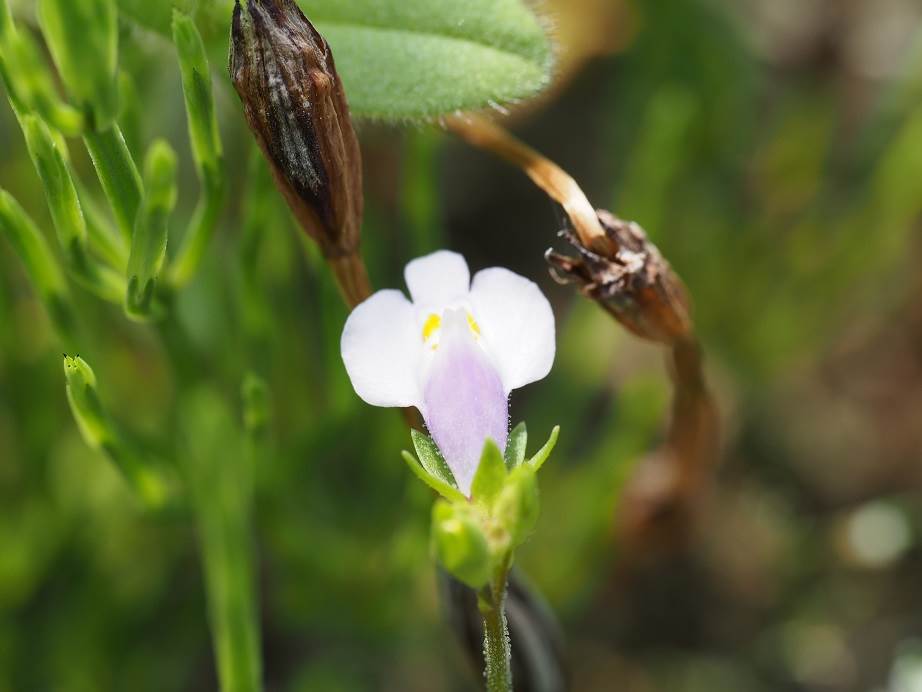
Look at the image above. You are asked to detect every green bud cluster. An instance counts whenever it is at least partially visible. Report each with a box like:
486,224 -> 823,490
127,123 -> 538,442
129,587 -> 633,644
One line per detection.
403,423 -> 559,589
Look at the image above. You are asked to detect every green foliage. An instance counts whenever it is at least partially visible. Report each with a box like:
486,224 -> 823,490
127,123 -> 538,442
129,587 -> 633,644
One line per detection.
0,189 -> 75,340
37,0 -> 119,130
63,355 -> 172,509
126,140 -> 177,320
83,126 -> 144,241
526,425 -> 559,473
0,0 -> 84,134
116,0 -> 553,121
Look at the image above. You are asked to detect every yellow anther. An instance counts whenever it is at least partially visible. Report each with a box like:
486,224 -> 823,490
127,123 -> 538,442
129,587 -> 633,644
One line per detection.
422,313 -> 441,341
467,312 -> 481,336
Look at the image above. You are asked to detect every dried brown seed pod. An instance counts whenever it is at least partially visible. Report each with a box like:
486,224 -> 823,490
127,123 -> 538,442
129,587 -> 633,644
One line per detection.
546,209 -> 693,345
230,0 -> 363,260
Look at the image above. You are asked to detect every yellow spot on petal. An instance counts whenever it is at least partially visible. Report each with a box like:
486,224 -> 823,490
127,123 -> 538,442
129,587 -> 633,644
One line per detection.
467,312 -> 481,336
422,313 -> 441,342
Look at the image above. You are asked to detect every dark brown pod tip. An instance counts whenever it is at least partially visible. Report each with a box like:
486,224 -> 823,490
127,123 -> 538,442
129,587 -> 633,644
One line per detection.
230,0 -> 362,259
546,210 -> 693,345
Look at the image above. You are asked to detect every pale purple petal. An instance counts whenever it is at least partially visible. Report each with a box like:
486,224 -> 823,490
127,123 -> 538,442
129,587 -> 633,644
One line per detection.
422,309 -> 508,495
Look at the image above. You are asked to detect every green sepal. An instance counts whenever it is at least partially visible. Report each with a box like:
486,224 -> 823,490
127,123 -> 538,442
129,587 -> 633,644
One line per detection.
125,139 -> 177,320
38,0 -> 119,130
527,425 -> 559,472
504,421 -> 527,469
495,465 -> 539,548
401,450 -> 466,504
471,438 -> 507,507
411,428 -> 458,490
431,499 -> 492,589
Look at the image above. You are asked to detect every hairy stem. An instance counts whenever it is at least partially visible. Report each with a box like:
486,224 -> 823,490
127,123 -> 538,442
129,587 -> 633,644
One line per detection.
479,564 -> 513,692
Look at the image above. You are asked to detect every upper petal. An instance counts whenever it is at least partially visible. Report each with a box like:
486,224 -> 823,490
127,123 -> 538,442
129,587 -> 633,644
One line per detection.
404,250 -> 470,307
340,289 -> 422,409
469,267 -> 556,393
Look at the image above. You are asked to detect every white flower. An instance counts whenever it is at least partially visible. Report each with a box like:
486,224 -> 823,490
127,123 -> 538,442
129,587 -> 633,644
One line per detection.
340,250 -> 556,495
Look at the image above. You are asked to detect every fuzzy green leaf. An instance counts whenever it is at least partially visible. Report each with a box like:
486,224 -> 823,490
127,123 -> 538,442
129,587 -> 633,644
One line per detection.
504,421 -> 527,469
402,451 -> 466,504
119,0 -> 553,120
410,428 -> 458,489
471,438 -> 507,506
527,425 -> 559,473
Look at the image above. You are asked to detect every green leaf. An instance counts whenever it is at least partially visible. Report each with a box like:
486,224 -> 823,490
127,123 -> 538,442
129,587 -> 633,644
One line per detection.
84,125 -> 144,242
0,0 -> 85,135
527,425 -> 559,473
126,140 -> 177,320
431,499 -> 492,589
410,428 -> 458,489
38,0 -> 119,130
63,355 -> 172,509
401,451 -> 466,504
0,189 -> 77,342
470,438 -> 507,506
504,421 -> 527,469
119,0 -> 553,120
167,10 -> 226,288
172,10 -> 222,174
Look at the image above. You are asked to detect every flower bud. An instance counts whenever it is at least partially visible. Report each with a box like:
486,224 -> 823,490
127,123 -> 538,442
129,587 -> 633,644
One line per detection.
546,210 -> 692,345
431,500 -> 492,590
229,0 -> 362,260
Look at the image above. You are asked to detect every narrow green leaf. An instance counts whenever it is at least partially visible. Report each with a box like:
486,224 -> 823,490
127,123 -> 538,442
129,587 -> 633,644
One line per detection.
0,0 -> 84,135
126,140 -> 177,320
401,451 -> 466,504
18,113 -> 87,255
527,425 -> 559,472
84,125 -> 144,242
38,0 -> 119,130
471,438 -> 507,506
410,428 -> 458,489
172,9 -> 222,175
0,189 -> 77,342
168,10 -> 225,287
504,421 -> 527,469
16,113 -> 125,303
63,355 -> 172,509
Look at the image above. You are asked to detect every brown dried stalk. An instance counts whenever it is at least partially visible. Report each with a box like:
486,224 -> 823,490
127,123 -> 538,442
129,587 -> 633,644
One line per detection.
446,113 -> 719,553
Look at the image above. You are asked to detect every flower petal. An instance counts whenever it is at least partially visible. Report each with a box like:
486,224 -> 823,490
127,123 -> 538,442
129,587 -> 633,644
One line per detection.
469,268 -> 556,393
404,250 -> 470,307
340,289 -> 422,408
423,309 -> 508,495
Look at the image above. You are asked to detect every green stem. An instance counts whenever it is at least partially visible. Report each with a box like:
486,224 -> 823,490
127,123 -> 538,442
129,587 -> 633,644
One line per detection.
480,564 -> 513,692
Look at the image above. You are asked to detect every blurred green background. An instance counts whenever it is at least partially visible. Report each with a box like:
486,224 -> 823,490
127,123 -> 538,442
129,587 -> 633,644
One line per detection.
3,0 -> 922,690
